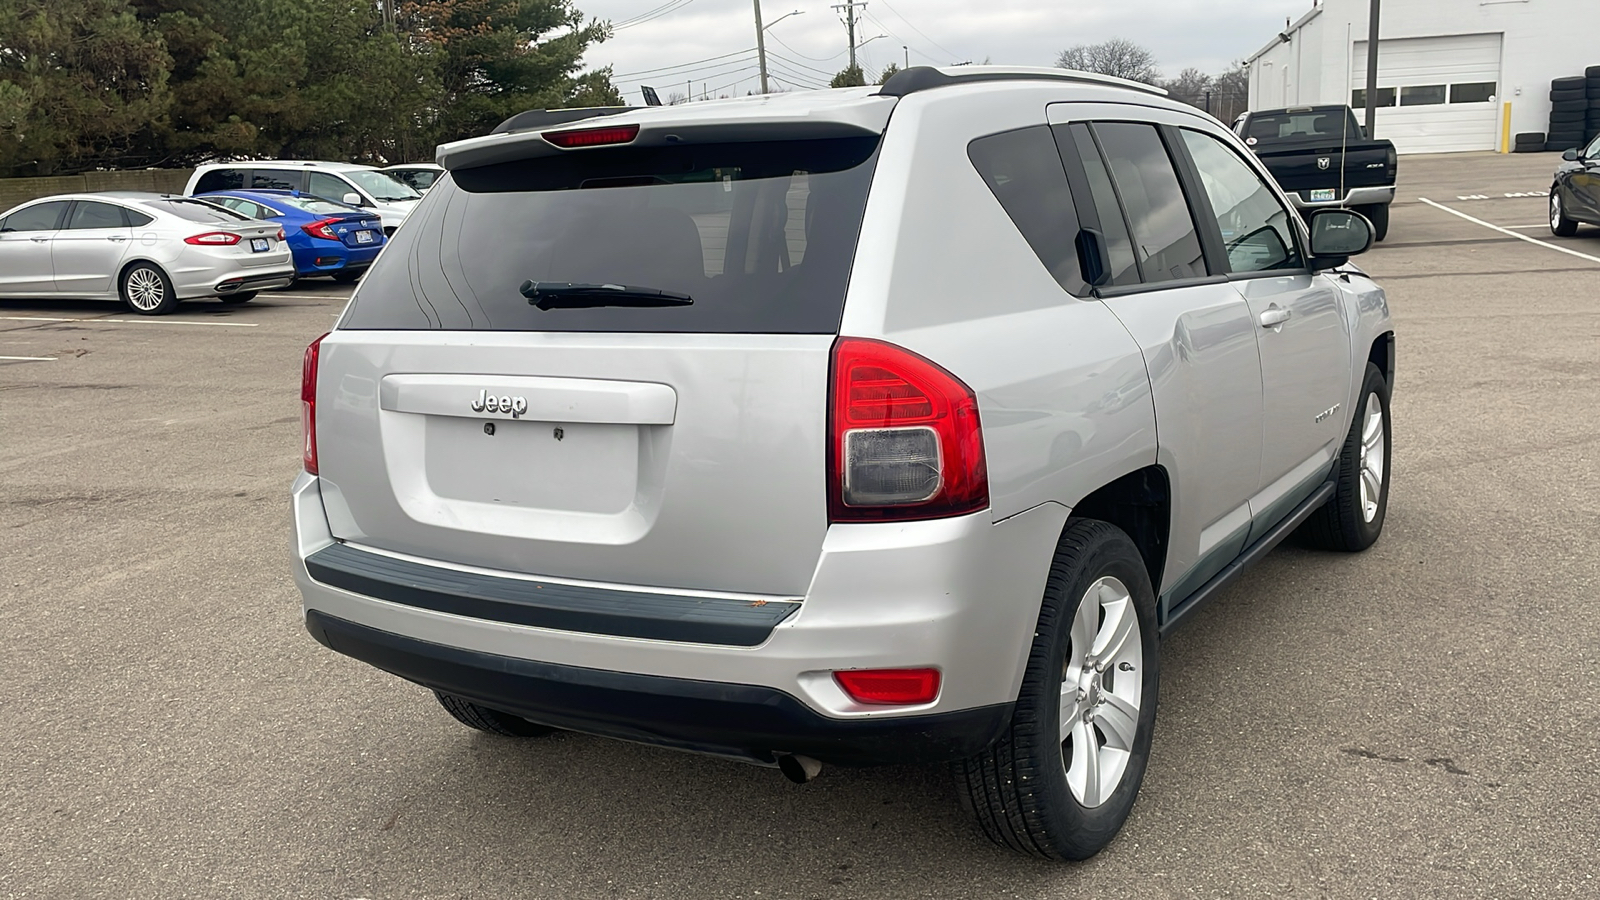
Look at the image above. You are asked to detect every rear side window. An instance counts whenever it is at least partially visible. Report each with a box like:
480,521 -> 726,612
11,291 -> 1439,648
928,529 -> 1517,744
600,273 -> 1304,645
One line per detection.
145,198 -> 249,223
195,169 -> 244,193
66,202 -> 129,229
1083,122 -> 1206,284
252,169 -> 302,191
967,126 -> 1084,295
1060,124 -> 1140,287
342,137 -> 880,333
1,201 -> 69,232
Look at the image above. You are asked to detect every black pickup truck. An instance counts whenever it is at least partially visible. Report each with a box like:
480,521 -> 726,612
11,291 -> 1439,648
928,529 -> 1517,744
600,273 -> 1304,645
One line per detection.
1234,105 -> 1398,241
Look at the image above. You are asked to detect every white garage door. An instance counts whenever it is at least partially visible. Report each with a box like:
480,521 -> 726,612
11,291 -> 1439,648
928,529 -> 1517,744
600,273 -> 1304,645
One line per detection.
1351,33 -> 1503,153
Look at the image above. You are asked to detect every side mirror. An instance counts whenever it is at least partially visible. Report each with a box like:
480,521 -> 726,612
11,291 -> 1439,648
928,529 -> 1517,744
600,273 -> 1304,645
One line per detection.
341,192 -> 365,207
1307,208 -> 1374,271
1563,148 -> 1580,162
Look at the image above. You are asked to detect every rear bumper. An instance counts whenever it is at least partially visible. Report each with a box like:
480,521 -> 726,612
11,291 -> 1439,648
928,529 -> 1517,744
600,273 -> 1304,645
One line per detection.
290,473 -> 1067,764
214,270 -> 296,294
1289,185 -> 1396,209
305,609 -> 1010,765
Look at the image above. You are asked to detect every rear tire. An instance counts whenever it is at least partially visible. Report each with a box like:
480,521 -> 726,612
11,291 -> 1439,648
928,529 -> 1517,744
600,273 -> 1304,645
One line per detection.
217,291 -> 256,304
1298,362 -> 1390,552
955,519 -> 1159,861
434,691 -> 559,737
1359,203 -> 1390,242
1550,190 -> 1580,237
119,263 -> 177,315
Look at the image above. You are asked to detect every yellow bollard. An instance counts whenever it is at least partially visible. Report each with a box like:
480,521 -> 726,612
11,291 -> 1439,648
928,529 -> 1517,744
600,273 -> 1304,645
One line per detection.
1501,101 -> 1512,154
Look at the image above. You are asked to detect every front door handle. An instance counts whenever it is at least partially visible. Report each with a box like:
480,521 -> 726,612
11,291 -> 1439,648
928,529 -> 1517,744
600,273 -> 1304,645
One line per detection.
29,236 -> 48,243
1259,307 -> 1292,329
108,235 -> 128,242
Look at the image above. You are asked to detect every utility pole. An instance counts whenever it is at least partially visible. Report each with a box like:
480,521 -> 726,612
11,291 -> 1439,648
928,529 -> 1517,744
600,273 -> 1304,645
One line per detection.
832,1 -> 865,72
1364,0 -> 1381,137
904,45 -> 909,70
753,0 -> 770,95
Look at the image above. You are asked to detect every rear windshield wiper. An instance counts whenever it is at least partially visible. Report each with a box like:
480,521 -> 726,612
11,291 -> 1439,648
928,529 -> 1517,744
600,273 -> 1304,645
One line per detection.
520,281 -> 694,311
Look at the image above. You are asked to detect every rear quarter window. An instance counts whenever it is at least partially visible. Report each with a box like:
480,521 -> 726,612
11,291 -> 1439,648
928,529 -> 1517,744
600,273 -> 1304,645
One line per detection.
194,169 -> 245,193
967,126 -> 1085,295
341,137 -> 880,333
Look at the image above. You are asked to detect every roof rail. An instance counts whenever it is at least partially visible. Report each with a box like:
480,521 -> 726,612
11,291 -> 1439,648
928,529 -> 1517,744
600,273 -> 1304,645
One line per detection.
491,107 -> 641,136
876,65 -> 1167,99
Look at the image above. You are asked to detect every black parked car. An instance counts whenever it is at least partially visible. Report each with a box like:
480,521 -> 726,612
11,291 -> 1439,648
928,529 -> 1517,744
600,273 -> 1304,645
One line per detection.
1550,134 -> 1600,236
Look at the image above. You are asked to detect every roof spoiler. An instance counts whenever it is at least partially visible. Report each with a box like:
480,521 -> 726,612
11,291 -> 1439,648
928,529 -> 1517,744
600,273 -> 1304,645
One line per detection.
490,107 -> 641,136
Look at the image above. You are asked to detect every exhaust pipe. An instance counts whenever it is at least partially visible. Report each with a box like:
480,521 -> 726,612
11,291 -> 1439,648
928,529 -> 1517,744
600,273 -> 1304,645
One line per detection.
777,754 -> 822,784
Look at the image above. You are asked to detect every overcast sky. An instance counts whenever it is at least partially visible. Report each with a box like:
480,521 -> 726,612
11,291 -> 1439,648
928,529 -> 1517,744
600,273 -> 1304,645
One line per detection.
579,0 -> 1315,101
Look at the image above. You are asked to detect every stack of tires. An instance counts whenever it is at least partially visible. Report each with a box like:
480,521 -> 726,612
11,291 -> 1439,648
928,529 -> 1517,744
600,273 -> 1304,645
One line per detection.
1549,75 -> 1589,152
1588,66 -> 1600,147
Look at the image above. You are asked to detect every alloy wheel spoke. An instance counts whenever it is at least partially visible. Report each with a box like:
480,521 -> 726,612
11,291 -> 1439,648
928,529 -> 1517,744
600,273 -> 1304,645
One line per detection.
1362,409 -> 1382,447
1096,693 -> 1140,750
1092,597 -> 1135,663
1059,684 -> 1084,743
1072,718 -> 1101,808
1069,588 -> 1098,670
1360,468 -> 1382,509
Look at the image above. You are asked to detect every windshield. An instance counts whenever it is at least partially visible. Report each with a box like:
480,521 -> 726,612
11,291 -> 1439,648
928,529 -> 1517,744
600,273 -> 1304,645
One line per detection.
343,170 -> 420,202
1246,109 -> 1361,142
343,137 -> 879,333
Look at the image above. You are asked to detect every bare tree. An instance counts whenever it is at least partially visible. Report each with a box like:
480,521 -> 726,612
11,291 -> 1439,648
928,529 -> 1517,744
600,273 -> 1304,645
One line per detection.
1162,67 -> 1213,106
1210,63 -> 1248,122
1055,38 -> 1160,85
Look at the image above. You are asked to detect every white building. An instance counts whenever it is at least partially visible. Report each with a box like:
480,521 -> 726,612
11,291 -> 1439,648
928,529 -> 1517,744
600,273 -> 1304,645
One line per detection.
1246,0 -> 1596,153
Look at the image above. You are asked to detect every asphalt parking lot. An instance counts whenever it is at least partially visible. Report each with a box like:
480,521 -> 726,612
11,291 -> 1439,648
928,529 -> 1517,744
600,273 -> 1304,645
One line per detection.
3,151 -> 1596,899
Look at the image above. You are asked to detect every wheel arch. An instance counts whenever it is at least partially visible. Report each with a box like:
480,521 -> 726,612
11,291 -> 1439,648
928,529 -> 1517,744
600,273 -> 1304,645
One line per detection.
1065,465 -> 1171,599
1368,330 -> 1394,390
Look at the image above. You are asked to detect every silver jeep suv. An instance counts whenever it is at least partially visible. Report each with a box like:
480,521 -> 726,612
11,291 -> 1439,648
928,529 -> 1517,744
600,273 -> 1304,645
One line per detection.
292,66 -> 1393,860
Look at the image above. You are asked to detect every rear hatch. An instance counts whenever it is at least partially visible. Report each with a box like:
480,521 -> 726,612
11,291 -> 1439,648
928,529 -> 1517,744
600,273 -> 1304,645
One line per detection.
315,120 -> 883,597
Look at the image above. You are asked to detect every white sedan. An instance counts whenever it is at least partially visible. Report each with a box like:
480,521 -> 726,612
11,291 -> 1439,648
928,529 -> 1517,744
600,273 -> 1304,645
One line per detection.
0,191 -> 295,315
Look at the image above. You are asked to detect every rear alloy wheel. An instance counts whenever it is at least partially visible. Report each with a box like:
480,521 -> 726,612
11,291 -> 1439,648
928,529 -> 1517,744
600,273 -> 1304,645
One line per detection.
217,291 -> 257,304
120,264 -> 177,315
1551,191 -> 1580,237
1299,362 -> 1390,552
955,519 -> 1158,860
434,691 -> 559,737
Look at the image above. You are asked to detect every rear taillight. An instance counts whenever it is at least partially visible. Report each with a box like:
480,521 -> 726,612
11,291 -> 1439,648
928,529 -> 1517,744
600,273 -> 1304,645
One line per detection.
276,227 -> 286,242
184,232 -> 240,245
301,218 -> 340,241
302,333 -> 327,474
1386,146 -> 1398,181
834,668 -> 942,705
542,124 -> 641,148
828,337 -> 988,522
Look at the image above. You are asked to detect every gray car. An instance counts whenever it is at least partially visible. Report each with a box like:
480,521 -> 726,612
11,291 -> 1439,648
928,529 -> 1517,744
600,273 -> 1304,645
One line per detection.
292,66 -> 1394,861
0,192 -> 294,314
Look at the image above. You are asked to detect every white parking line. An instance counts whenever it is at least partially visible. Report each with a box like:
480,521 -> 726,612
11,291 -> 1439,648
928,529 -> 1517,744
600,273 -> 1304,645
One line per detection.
0,355 -> 57,361
1418,198 -> 1600,265
101,318 -> 258,327
0,316 -> 85,323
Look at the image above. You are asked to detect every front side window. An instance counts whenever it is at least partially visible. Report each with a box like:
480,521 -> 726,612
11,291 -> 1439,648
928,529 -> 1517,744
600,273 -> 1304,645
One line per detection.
308,172 -> 357,203
1,201 -> 69,232
1085,122 -> 1207,284
967,125 -> 1084,294
66,201 -> 129,230
1179,130 -> 1302,274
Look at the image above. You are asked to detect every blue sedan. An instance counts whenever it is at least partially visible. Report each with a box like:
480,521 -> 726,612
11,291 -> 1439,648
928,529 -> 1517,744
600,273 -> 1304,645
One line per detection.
197,190 -> 386,282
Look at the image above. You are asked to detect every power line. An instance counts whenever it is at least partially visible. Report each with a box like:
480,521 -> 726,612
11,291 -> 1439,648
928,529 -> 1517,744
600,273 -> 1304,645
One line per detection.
614,0 -> 701,30
766,50 -> 837,78
612,47 -> 757,79
766,58 -> 829,88
875,0 -> 962,62
766,31 -> 848,64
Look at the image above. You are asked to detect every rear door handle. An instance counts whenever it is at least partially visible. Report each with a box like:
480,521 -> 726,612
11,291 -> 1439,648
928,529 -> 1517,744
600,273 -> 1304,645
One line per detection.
29,236 -> 48,243
108,236 -> 128,242
1259,307 -> 1292,329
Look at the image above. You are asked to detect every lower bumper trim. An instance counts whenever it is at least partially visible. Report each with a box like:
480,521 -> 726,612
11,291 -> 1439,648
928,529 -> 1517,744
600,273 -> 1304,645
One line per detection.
305,609 -> 1012,766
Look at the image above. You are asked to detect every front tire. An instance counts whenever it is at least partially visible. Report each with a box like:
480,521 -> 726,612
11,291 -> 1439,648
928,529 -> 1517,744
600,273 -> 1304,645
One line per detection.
1299,362 -> 1391,552
955,519 -> 1159,860
120,263 -> 177,315
434,691 -> 558,737
1551,190 -> 1580,237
